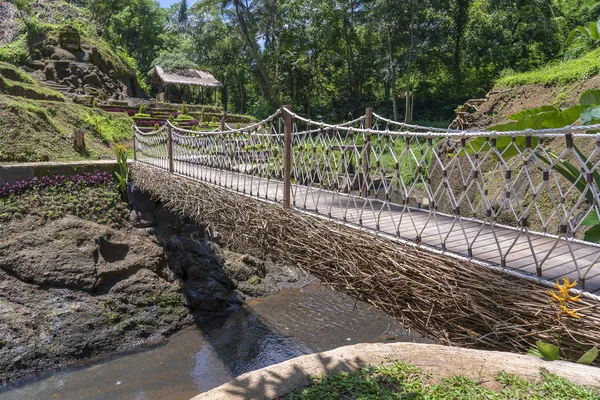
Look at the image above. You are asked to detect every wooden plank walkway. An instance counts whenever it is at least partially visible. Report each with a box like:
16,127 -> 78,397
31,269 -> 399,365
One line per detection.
141,158 -> 600,294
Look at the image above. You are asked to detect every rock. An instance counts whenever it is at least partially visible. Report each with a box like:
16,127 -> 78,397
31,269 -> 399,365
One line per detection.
127,182 -> 157,214
223,251 -> 266,282
185,278 -> 229,311
83,72 -> 102,87
130,210 -> 155,228
58,25 -> 81,51
72,94 -> 94,105
0,216 -> 189,385
29,49 -> 42,60
248,275 -> 262,285
25,59 -> 45,70
41,44 -> 55,57
0,216 -> 167,292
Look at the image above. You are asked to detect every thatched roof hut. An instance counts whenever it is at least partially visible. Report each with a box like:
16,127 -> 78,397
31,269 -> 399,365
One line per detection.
152,66 -> 223,88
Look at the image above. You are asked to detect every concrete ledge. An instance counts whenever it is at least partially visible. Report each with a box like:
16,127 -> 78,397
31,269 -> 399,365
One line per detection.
0,160 -> 118,184
191,343 -> 600,400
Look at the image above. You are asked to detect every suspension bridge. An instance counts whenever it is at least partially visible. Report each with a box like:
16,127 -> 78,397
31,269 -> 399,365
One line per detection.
133,106 -> 600,298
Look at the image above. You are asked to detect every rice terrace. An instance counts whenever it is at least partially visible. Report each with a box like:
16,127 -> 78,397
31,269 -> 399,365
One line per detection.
2,0 -> 600,399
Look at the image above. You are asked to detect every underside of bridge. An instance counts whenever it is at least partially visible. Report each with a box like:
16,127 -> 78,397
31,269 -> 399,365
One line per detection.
132,163 -> 600,362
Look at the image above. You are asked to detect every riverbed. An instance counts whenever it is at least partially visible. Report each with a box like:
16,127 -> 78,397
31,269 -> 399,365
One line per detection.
0,282 -> 428,400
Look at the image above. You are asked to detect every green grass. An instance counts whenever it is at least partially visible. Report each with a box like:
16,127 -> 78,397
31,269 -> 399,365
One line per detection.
0,36 -> 28,66
0,94 -> 133,162
0,76 -> 64,102
496,48 -> 600,87
79,111 -> 134,144
288,361 -> 600,400
0,61 -> 34,84
0,182 -> 130,227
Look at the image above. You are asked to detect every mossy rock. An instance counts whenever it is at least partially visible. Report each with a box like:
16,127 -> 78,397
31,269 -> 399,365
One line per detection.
0,76 -> 64,101
58,25 -> 81,51
248,275 -> 262,285
0,62 -> 35,84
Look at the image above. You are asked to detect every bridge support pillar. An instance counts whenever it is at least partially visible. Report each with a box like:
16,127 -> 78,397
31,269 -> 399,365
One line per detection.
133,132 -> 137,161
282,105 -> 292,209
167,124 -> 174,173
362,108 -> 372,197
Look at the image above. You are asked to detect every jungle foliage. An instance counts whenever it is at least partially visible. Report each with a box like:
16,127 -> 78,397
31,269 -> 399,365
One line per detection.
5,0 -> 600,122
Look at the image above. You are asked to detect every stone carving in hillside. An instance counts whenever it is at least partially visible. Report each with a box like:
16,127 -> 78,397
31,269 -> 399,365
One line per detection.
22,25 -> 139,104
58,25 -> 81,51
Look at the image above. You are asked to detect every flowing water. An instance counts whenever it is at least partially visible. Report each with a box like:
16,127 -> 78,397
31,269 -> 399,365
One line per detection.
0,283 -> 428,400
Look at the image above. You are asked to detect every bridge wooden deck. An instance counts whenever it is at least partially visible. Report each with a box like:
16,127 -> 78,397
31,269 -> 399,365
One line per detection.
144,159 -> 600,294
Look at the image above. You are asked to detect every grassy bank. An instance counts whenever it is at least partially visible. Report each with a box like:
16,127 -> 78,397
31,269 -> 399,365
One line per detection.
288,360 -> 599,399
496,48 -> 600,87
0,94 -> 133,162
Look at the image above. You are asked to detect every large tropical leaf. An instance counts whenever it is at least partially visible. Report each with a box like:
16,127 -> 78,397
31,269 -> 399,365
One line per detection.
582,212 -> 600,226
581,105 -> 600,125
579,89 -> 600,106
489,106 -> 586,132
508,106 -> 558,121
584,225 -> 600,243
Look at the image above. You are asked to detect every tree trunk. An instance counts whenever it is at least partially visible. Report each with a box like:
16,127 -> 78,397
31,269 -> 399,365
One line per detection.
234,0 -> 274,105
453,0 -> 470,97
388,28 -> 397,121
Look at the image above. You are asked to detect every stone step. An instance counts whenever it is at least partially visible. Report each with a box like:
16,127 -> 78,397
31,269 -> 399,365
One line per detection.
39,80 -> 71,92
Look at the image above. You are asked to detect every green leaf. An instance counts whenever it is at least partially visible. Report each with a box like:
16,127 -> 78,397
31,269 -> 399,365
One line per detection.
488,121 -> 520,132
579,89 -> 600,106
582,212 -> 600,226
580,105 -> 600,125
527,347 -> 543,358
547,105 -> 588,127
576,347 -> 598,365
583,224 -> 600,244
508,106 -> 558,121
536,341 -> 560,361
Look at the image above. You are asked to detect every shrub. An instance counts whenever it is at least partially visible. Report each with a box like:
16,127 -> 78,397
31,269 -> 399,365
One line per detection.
79,112 -> 133,143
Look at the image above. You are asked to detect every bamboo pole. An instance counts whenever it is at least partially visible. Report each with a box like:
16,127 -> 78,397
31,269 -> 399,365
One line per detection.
167,124 -> 174,173
363,108 -> 372,197
283,105 -> 292,209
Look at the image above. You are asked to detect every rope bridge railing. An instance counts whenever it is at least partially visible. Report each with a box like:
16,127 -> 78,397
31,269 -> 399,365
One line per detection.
133,106 -> 600,292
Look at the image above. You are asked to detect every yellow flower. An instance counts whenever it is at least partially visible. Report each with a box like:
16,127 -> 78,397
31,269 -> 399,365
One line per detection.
560,304 -> 581,319
548,278 -> 582,319
548,290 -> 565,303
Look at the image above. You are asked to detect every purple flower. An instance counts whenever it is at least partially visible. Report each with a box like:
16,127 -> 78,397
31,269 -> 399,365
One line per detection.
0,171 -> 114,198
135,120 -> 166,127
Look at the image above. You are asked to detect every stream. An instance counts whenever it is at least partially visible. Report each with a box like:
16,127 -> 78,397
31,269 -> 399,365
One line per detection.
0,283 -> 427,400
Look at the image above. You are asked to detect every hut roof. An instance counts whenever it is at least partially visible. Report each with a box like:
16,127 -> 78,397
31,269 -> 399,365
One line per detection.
153,66 -> 223,88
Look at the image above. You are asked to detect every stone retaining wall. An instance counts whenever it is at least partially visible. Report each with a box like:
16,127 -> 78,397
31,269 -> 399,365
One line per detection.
0,160 -> 118,184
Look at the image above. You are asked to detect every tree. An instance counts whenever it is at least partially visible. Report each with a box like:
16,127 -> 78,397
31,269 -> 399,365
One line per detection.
178,0 -> 188,27
109,0 -> 166,72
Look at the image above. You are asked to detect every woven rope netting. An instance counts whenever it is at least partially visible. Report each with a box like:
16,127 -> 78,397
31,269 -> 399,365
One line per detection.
132,163 -> 600,361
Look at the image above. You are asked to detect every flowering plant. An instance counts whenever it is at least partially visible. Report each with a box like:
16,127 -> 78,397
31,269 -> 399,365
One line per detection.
0,171 -> 114,198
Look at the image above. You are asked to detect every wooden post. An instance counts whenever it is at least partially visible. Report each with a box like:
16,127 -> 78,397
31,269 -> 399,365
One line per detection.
73,128 -> 85,153
167,124 -> 174,173
283,105 -> 292,209
133,131 -> 137,161
363,108 -> 372,197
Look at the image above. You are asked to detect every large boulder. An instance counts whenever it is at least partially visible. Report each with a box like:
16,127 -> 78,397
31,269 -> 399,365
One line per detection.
0,216 -> 190,385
